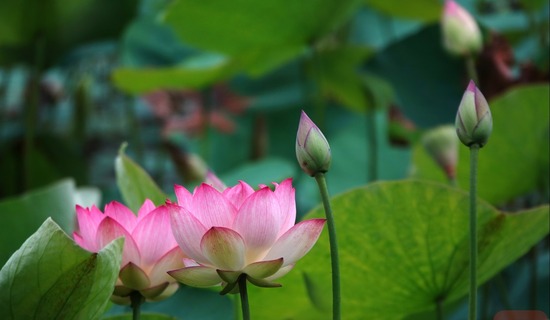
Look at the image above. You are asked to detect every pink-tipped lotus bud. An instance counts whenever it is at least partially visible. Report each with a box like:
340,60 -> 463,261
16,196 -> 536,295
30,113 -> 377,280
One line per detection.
422,125 -> 459,180
296,111 -> 331,176
442,0 -> 482,56
455,80 -> 493,147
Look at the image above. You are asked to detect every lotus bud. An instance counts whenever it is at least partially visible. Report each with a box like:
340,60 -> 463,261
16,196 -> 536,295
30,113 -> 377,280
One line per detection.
442,0 -> 482,56
455,80 -> 492,147
422,125 -> 459,180
295,111 -> 331,176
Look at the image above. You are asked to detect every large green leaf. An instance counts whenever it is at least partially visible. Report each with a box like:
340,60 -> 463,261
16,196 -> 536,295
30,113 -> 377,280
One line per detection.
115,144 -> 167,213
104,313 -> 177,320
411,84 -> 550,205
0,0 -> 137,66
113,45 -> 304,93
364,0 -> 442,22
249,180 -> 549,319
0,179 -> 78,265
0,218 -> 123,319
113,64 -> 232,94
120,17 -> 197,67
163,0 -> 361,55
248,270 -> 328,320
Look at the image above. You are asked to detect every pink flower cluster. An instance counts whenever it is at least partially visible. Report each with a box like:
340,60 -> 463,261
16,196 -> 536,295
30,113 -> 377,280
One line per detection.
73,178 -> 325,303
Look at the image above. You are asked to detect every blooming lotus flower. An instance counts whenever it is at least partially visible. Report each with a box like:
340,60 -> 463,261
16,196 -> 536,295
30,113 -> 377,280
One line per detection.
455,80 -> 493,147
296,111 -> 331,176
442,0 -> 482,56
168,178 -> 326,294
73,200 -> 185,304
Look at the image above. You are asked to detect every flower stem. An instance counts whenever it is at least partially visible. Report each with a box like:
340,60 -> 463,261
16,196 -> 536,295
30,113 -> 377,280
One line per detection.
234,294 -> 241,320
481,282 -> 490,320
530,245 -> 538,310
314,173 -> 341,320
24,36 -> 45,189
238,274 -> 250,320
496,273 -> 512,310
435,296 -> 444,320
449,177 -> 458,187
468,144 -> 479,320
130,291 -> 144,320
465,55 -> 479,85
366,111 -> 378,182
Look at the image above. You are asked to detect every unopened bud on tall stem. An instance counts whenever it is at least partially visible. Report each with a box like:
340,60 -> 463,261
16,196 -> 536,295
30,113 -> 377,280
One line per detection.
295,111 -> 332,176
455,80 -> 492,148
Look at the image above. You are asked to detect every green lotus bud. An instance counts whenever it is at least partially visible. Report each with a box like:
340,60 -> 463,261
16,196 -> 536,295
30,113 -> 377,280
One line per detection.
296,111 -> 331,176
455,80 -> 493,147
422,125 -> 459,180
442,0 -> 483,56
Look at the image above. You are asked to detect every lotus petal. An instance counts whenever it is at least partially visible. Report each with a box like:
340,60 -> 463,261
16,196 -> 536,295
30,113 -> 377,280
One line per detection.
201,227 -> 245,270
169,266 -> 221,287
264,218 -> 325,266
233,187 -> 281,262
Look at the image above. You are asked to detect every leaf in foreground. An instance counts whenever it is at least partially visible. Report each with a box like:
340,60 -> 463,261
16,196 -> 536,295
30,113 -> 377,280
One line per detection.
0,218 -> 123,319
249,180 -> 549,319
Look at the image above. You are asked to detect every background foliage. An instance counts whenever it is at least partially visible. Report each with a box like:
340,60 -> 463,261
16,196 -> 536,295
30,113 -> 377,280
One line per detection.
0,0 -> 548,319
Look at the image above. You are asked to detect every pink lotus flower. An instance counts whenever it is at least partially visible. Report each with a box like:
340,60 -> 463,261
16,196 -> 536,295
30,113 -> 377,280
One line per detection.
73,200 -> 185,304
168,178 -> 325,293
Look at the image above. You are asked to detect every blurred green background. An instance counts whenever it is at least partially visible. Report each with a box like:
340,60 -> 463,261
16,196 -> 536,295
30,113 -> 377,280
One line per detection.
0,0 -> 548,319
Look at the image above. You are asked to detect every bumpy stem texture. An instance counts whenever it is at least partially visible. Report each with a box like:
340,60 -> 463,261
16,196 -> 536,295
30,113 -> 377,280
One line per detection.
238,274 -> 250,320
315,173 -> 341,320
469,145 -> 479,320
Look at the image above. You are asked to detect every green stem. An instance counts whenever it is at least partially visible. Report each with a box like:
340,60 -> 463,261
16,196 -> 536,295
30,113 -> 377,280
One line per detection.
24,36 -> 45,189
530,245 -> 538,310
314,173 -> 341,320
366,111 -> 378,182
495,273 -> 512,310
125,96 -> 143,163
468,145 -> 479,320
311,50 -> 327,130
435,297 -> 444,320
481,283 -> 489,320
238,274 -> 250,320
250,114 -> 267,160
200,89 -> 213,162
449,177 -> 458,187
234,294 -> 242,320
130,291 -> 144,320
465,55 -> 479,85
